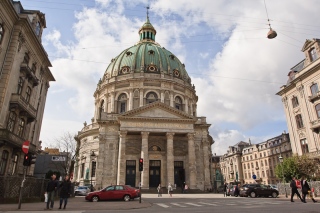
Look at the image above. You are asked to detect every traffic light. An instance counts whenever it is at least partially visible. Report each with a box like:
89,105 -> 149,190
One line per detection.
23,153 -> 37,166
23,154 -> 29,166
139,158 -> 143,171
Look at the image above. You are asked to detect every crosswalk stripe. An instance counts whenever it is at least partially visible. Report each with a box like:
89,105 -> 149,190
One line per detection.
185,202 -> 203,207
157,203 -> 170,208
171,203 -> 187,207
226,203 -> 236,205
198,202 -> 218,206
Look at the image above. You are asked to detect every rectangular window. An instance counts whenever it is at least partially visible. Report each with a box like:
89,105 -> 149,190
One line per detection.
120,102 -> 126,113
81,163 -> 85,178
295,114 -> 304,128
300,139 -> 309,154
311,83 -> 319,96
292,96 -> 299,108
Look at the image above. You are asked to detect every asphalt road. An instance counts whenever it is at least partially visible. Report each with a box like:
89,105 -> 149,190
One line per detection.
1,194 -> 319,213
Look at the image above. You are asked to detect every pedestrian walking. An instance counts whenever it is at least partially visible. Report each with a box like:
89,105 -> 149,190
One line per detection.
301,177 -> 318,203
184,183 -> 188,193
157,184 -> 162,197
168,183 -> 173,197
58,175 -> 72,209
45,173 -> 58,210
223,183 -> 228,197
234,184 -> 240,197
290,176 -> 303,203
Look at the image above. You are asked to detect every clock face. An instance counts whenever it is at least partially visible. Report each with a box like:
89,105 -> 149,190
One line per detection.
174,70 -> 180,77
121,66 -> 130,74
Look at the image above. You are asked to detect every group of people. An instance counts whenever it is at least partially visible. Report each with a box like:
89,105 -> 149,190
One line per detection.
45,174 -> 72,210
223,183 -> 241,197
157,182 -> 189,197
290,176 -> 317,203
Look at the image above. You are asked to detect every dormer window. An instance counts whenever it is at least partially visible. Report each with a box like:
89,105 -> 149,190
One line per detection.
126,51 -> 133,56
310,48 -> 318,62
35,22 -> 41,36
0,24 -> 3,44
169,55 -> 175,60
148,50 -> 155,55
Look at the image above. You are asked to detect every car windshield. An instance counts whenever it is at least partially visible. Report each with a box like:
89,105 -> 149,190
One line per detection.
77,187 -> 87,190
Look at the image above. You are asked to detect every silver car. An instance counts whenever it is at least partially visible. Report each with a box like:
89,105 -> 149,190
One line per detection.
75,186 -> 90,196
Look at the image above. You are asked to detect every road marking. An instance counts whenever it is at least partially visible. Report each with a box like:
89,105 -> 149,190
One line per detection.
156,203 -> 170,208
226,203 -> 236,205
198,202 -> 218,206
171,203 -> 187,207
185,202 -> 203,207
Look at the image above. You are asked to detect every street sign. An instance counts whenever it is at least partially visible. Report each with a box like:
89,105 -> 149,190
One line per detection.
252,174 -> 257,180
22,141 -> 30,154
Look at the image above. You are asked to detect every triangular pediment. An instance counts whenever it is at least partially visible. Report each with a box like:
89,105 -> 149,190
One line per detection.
301,39 -> 320,52
118,101 -> 194,120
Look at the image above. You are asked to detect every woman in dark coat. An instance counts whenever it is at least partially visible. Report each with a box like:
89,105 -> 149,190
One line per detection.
301,177 -> 317,203
59,175 -> 72,209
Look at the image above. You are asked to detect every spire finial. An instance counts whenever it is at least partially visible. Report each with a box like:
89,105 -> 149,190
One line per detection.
146,6 -> 150,20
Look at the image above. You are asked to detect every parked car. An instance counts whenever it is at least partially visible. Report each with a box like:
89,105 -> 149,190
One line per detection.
85,185 -> 140,202
227,185 -> 238,196
240,184 -> 278,198
75,186 -> 90,196
269,184 -> 278,191
217,185 -> 225,193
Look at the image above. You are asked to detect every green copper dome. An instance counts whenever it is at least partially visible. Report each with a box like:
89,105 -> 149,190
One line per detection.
103,17 -> 191,83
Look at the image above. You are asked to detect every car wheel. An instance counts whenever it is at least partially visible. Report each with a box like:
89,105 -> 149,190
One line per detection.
250,191 -> 256,198
271,192 -> 278,198
92,196 -> 99,202
123,195 -> 131,202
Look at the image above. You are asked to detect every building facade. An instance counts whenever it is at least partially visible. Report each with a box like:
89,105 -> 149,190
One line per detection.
74,15 -> 214,191
277,38 -> 320,158
0,0 -> 54,176
220,133 -> 292,185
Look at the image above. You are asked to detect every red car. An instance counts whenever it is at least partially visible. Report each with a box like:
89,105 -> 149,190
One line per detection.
85,185 -> 140,202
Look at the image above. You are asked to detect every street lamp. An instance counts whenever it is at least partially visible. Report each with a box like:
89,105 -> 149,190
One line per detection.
279,155 -> 288,198
90,151 -> 96,192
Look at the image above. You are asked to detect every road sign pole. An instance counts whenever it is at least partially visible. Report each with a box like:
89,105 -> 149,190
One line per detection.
139,171 -> 141,203
18,166 -> 27,209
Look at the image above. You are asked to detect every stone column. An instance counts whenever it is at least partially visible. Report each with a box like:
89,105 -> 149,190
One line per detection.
139,89 -> 144,107
184,98 -> 189,114
202,138 -> 211,189
141,131 -> 149,188
117,131 -> 127,185
128,90 -> 133,110
170,94 -> 174,107
166,132 -> 175,187
188,133 -> 196,188
160,90 -> 164,103
110,92 -> 115,113
190,103 -> 193,116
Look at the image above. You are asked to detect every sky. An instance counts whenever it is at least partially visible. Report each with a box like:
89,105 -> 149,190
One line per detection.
18,0 -> 320,155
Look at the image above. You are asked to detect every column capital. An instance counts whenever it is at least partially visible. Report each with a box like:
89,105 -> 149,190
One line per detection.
119,131 -> 127,138
166,132 -> 175,140
187,133 -> 195,140
141,131 -> 150,138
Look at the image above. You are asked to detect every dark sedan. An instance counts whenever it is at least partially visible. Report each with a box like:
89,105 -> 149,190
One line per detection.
85,185 -> 140,202
240,184 -> 278,198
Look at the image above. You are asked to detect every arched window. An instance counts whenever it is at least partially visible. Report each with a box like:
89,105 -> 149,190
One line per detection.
99,100 -> 105,118
146,92 -> 158,104
316,104 -> 320,118
17,77 -> 24,95
0,150 -> 9,175
25,86 -> 32,102
7,111 -> 17,132
118,94 -> 127,113
310,83 -> 319,96
17,118 -> 25,137
175,96 -> 183,110
0,24 -> 3,44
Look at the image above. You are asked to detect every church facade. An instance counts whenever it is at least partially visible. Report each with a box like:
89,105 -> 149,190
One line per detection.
74,16 -> 213,191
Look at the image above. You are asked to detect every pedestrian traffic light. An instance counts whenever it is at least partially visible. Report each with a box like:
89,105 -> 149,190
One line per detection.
23,154 -> 29,166
139,158 -> 143,171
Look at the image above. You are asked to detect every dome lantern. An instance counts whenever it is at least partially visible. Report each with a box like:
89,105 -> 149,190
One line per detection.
139,7 -> 156,42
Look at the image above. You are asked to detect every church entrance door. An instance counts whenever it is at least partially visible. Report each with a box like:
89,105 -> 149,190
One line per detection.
125,160 -> 136,187
174,161 -> 185,188
149,160 -> 161,187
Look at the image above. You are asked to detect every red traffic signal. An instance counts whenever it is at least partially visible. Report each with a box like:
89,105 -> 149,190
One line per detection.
23,154 -> 29,166
23,153 -> 37,166
139,158 -> 143,171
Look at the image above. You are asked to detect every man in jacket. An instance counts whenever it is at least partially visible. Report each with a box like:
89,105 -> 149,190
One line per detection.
59,175 -> 72,209
45,174 -> 58,210
301,177 -> 318,203
290,176 -> 303,203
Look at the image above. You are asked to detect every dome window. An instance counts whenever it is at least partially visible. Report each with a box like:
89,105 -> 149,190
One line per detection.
120,66 -> 130,74
111,58 -> 115,63
146,92 -> 158,104
126,51 -> 133,56
175,96 -> 183,110
148,50 -> 155,55
173,69 -> 180,77
118,93 -> 127,113
147,65 -> 157,72
169,55 -> 175,60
